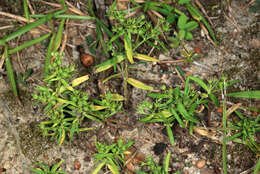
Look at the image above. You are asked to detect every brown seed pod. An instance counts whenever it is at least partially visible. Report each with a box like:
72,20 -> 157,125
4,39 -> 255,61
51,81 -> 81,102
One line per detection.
77,45 -> 94,67
80,53 -> 94,67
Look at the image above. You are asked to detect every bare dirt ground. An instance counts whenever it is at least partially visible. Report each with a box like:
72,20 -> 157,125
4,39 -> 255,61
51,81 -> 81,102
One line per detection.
0,0 -> 259,174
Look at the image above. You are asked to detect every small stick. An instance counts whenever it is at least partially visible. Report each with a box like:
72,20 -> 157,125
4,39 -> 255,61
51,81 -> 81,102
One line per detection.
27,0 -> 35,15
16,36 -> 26,74
0,25 -> 14,30
0,11 -> 51,32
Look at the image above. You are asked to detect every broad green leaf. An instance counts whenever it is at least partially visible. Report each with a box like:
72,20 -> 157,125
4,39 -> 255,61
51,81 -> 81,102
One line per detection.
178,29 -> 186,41
177,101 -> 199,123
134,53 -> 160,62
127,78 -> 154,91
177,15 -> 188,29
185,31 -> 193,40
124,33 -> 134,64
72,75 -> 89,87
183,21 -> 199,31
227,91 -> 260,99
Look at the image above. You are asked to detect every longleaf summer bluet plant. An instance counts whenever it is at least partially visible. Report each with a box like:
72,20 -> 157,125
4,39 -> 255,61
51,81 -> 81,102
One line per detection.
33,52 -> 123,146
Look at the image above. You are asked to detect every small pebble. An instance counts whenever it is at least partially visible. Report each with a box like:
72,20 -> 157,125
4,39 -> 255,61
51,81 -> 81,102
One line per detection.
74,160 -> 81,170
195,159 -> 206,168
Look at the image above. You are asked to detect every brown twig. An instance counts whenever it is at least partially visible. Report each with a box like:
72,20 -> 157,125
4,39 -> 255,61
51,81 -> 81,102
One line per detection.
16,36 -> 26,74
27,0 -> 35,15
0,11 -> 51,33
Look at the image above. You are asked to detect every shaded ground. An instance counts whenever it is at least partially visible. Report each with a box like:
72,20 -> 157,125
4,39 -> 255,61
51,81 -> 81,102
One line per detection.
0,0 -> 259,174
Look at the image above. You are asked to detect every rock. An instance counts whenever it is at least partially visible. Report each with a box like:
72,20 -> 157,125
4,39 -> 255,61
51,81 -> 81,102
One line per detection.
195,159 -> 206,168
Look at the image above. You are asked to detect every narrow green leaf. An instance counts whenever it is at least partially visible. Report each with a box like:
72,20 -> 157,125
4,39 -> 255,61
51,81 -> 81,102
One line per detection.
53,18 -> 65,51
92,160 -> 106,174
43,33 -> 56,77
177,15 -> 188,29
227,91 -> 260,99
254,157 -> 260,174
4,46 -> 18,98
178,29 -> 186,41
134,53 -> 160,62
183,21 -> 198,31
124,33 -> 134,64
127,78 -> 154,91
164,151 -> 171,174
188,76 -> 210,94
95,55 -> 125,73
0,13 -> 53,45
166,124 -> 174,145
9,33 -> 51,54
23,0 -> 30,23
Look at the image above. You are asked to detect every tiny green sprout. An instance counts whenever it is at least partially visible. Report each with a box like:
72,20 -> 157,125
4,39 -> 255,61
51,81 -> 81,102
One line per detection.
29,160 -> 67,174
92,138 -> 134,174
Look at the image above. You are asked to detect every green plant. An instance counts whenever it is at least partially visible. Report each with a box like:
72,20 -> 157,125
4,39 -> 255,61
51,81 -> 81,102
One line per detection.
168,14 -> 198,48
33,52 -> 123,145
138,75 -> 227,145
17,68 -> 33,86
92,138 -> 134,174
29,160 -> 67,174
135,152 -> 180,174
226,111 -> 260,154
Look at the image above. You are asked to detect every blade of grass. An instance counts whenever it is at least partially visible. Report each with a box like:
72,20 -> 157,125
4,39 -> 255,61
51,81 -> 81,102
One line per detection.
4,46 -> 19,102
124,33 -> 134,64
227,90 -> 260,99
43,33 -> 56,77
0,12 -> 54,45
166,124 -> 174,145
254,157 -> 260,174
222,96 -> 227,174
8,33 -> 51,54
53,18 -> 65,51
23,0 -> 30,23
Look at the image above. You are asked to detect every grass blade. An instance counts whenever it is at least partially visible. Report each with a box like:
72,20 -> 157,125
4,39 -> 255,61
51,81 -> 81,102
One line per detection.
227,90 -> 260,99
188,76 -> 210,94
124,33 -> 134,64
0,13 -> 53,45
166,124 -> 174,145
4,46 -> 19,100
43,33 -> 56,77
9,33 -> 51,54
254,157 -> 260,174
23,0 -> 30,23
53,18 -> 65,51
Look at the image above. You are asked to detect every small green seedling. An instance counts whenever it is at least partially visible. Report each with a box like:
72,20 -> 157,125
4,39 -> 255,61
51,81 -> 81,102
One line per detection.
17,68 -> 33,86
92,138 -> 134,174
226,111 -> 260,154
135,152 -> 180,174
33,52 -> 123,145
29,160 -> 67,174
